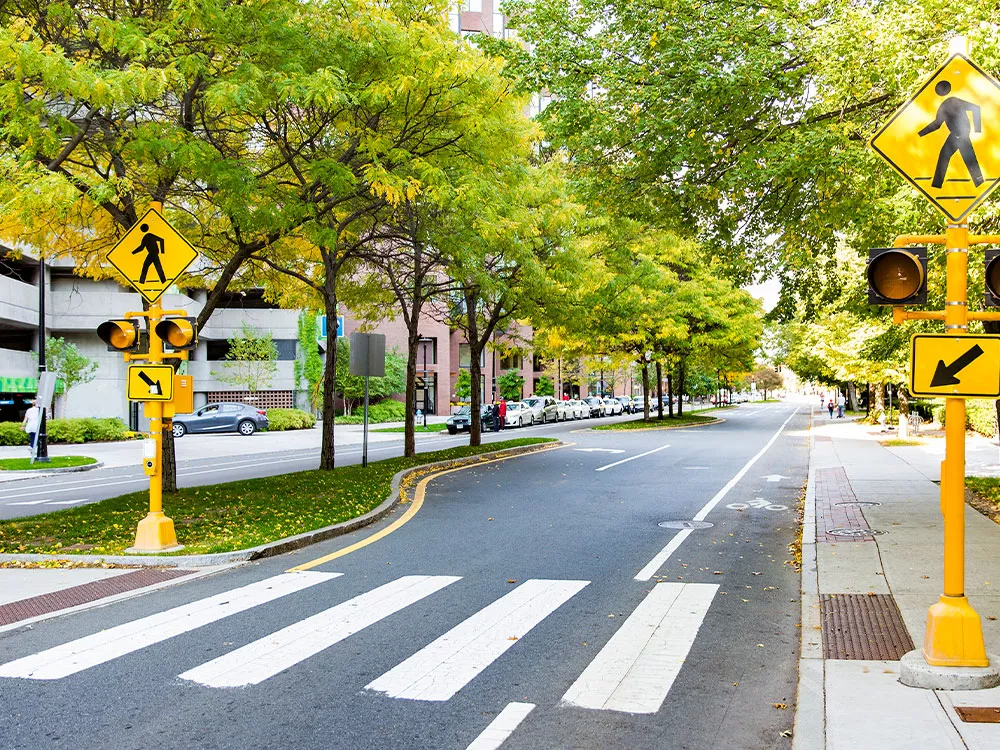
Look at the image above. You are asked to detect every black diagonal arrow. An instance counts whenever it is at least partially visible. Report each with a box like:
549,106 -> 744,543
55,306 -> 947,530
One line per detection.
137,370 -> 162,396
930,344 -> 985,387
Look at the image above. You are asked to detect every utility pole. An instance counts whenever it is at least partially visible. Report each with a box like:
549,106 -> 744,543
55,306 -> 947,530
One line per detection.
35,254 -> 49,462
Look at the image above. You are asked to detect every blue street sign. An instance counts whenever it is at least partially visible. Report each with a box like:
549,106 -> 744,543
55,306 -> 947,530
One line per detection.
319,315 -> 344,339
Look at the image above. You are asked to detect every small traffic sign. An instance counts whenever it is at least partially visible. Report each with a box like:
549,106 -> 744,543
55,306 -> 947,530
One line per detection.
910,334 -> 1000,398
127,364 -> 175,401
871,54 -> 1000,221
106,209 -> 198,303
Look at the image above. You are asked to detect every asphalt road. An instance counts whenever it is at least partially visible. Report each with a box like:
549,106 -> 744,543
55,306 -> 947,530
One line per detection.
0,402 -> 808,749
0,415 -> 594,519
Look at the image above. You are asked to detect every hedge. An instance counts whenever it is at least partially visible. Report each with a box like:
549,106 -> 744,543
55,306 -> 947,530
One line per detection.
0,418 -> 132,446
336,398 -> 407,424
932,399 -> 998,438
265,408 -> 316,431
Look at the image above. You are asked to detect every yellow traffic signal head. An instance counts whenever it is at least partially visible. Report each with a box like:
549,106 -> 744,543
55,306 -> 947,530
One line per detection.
867,247 -> 928,305
154,316 -> 198,351
97,319 -> 140,352
985,250 -> 1000,307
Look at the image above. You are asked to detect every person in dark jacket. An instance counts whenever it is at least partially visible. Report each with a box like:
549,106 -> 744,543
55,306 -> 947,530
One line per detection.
492,402 -> 501,432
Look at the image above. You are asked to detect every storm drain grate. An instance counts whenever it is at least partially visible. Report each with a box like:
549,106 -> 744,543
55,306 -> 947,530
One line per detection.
828,527 -> 886,537
834,501 -> 882,508
0,568 -> 193,626
821,594 -> 914,660
658,521 -> 714,530
955,707 -> 1000,723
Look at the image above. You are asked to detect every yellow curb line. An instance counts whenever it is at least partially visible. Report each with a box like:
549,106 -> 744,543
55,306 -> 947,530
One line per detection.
287,441 -> 572,572
584,416 -> 726,433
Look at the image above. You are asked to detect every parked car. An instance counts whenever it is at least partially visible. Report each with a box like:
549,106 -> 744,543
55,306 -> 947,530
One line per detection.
616,396 -> 635,414
603,397 -> 624,416
504,401 -> 533,428
555,399 -> 572,421
446,405 -> 497,434
567,399 -> 588,419
583,396 -> 604,417
172,402 -> 269,437
523,396 -> 560,424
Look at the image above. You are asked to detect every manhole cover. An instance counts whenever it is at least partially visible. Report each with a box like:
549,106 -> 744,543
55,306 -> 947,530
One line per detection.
658,521 -> 714,530
827,527 -> 886,537
834,501 -> 882,507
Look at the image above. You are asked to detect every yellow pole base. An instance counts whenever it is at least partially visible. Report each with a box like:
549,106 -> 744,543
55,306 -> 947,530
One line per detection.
923,595 -> 990,667
130,511 -> 181,552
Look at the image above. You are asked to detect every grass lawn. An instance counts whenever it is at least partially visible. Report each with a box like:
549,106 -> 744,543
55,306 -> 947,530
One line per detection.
0,456 -> 97,471
0,438 -> 554,557
592,413 -> 719,431
881,439 -> 923,447
373,424 -> 446,433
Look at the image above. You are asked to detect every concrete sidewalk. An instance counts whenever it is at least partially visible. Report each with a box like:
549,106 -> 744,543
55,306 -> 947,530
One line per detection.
797,414 -> 1000,749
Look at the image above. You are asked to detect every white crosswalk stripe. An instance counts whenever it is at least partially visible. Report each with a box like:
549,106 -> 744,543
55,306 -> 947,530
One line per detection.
561,582 -> 718,714
179,575 -> 461,688
0,571 -> 339,680
366,579 -> 589,702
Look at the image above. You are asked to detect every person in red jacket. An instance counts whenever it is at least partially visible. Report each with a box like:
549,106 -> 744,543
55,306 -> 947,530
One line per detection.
499,397 -> 507,429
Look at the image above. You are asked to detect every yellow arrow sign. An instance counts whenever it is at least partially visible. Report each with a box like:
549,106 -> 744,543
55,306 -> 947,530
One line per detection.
106,209 -> 198,304
871,55 -> 1000,221
127,364 -> 175,402
910,334 -> 1000,398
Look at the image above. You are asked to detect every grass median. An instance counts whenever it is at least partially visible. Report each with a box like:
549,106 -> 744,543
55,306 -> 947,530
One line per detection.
0,456 -> 97,471
592,410 -> 722,431
0,437 -> 554,557
373,424 -> 446,433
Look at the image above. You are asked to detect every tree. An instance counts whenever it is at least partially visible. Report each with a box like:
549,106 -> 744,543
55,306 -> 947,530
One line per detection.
294,311 -> 324,415
212,324 -> 278,395
455,370 -> 472,402
535,376 -> 555,397
497,370 -> 525,401
42,337 -> 97,417
751,368 -> 785,401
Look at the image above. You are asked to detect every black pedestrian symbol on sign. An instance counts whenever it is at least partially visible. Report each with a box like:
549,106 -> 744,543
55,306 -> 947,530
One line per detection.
918,80 -> 984,189
132,223 -> 166,284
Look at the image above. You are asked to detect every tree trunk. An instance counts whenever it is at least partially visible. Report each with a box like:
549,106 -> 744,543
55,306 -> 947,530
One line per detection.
985,321 -> 1000,439
162,422 -> 177,492
873,382 -> 886,420
466,289 -> 483,447
897,385 -> 910,417
847,382 -> 859,411
666,370 -> 674,418
641,362 -> 650,420
319,280 -> 338,470
677,359 -> 686,417
404,322 -> 420,458
655,361 -> 664,420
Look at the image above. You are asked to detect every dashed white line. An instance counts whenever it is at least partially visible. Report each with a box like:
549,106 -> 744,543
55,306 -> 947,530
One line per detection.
466,702 -> 536,750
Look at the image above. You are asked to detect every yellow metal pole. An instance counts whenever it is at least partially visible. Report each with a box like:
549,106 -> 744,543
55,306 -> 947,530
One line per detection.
131,200 -> 179,552
923,221 -> 989,667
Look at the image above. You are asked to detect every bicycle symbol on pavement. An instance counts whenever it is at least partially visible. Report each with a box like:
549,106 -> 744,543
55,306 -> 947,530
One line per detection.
727,498 -> 788,511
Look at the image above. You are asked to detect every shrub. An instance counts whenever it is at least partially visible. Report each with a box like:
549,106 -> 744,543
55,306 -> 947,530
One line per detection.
336,398 -> 407,424
0,422 -> 29,446
934,399 -> 997,438
266,408 -> 317,431
46,418 -> 87,443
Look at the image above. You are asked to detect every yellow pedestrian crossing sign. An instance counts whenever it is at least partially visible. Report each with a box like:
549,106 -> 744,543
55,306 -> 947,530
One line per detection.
106,209 -> 198,303
871,54 -> 1000,222
127,364 -> 175,401
910,334 -> 1000,398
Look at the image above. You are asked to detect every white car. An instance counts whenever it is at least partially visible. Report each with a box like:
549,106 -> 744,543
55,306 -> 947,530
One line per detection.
504,401 -> 533,428
523,396 -> 560,424
555,399 -> 572,421
568,399 -> 588,419
603,397 -> 624,416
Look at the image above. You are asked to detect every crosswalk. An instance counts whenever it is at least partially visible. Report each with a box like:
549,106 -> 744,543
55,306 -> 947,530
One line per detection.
0,570 -> 719,719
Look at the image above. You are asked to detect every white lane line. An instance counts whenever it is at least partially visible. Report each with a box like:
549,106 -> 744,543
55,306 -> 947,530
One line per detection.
366,579 -> 589,701
179,575 -> 460,688
6,499 -> 54,506
0,571 -> 339,681
634,529 -> 693,582
46,499 -> 91,506
562,583 -> 718,714
634,408 -> 799,581
595,444 -> 670,472
467,702 -> 536,750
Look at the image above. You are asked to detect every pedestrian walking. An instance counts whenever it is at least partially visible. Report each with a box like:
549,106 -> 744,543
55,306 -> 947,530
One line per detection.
499,397 -> 507,430
21,399 -> 41,454
837,394 -> 846,418
827,399 -> 835,419
491,402 -> 501,432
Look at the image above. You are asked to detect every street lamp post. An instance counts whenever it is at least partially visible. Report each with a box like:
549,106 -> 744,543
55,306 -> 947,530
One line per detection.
418,336 -> 432,428
35,254 -> 49,462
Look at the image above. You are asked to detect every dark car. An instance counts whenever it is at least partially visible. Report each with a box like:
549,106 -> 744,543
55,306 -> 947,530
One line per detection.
446,405 -> 497,434
172,402 -> 269,437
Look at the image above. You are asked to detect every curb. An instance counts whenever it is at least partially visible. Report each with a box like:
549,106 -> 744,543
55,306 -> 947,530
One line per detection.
0,441 -> 560,569
0,460 -> 105,482
585,416 -> 725,433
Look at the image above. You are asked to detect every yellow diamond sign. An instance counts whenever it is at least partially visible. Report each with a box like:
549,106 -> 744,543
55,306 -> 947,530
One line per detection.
871,54 -> 1000,222
910,334 -> 1000,398
127,364 -> 175,402
106,209 -> 198,304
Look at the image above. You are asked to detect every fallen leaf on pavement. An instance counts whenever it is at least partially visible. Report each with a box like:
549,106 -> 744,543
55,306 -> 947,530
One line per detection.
772,703 -> 787,710
507,580 -> 517,584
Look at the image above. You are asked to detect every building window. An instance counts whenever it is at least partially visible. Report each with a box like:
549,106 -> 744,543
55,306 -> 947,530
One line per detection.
492,12 -> 505,37
499,353 -> 521,370
461,0 -> 482,11
459,344 -> 485,368
418,338 -> 437,365
416,373 -> 437,415
532,353 -> 544,372
274,340 -> 297,361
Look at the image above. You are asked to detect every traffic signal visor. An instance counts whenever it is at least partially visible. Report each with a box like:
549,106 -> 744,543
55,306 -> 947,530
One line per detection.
154,317 -> 197,351
867,247 -> 927,305
97,319 -> 140,351
985,249 -> 1000,306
